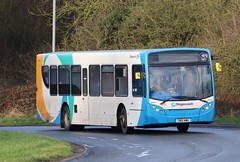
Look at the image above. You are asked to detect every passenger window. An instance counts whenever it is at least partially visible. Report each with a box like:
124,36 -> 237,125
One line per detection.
89,65 -> 100,96
71,65 -> 81,96
101,65 -> 114,96
115,65 -> 128,97
58,65 -> 70,95
50,65 -> 57,95
132,65 -> 144,97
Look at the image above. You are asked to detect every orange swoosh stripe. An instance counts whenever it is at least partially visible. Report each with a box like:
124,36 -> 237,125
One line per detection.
36,54 -> 54,122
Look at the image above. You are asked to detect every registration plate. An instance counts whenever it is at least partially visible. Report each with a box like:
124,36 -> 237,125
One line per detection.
176,118 -> 191,123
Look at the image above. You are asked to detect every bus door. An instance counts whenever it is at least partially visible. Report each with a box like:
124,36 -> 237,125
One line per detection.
80,67 -> 89,123
71,66 -> 88,124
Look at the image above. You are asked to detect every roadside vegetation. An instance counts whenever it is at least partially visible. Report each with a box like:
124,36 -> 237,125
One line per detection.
0,131 -> 72,161
215,116 -> 240,124
1,115 -> 238,126
0,0 -> 239,120
0,116 -> 52,126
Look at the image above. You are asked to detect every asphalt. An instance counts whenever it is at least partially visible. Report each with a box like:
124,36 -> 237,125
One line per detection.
57,123 -> 240,161
191,123 -> 240,129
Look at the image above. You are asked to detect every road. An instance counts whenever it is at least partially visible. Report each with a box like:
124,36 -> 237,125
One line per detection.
1,125 -> 240,162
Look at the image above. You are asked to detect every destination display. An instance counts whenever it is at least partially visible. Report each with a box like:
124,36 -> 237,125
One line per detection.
148,50 -> 209,64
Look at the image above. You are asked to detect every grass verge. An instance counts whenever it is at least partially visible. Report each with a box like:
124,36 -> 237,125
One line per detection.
1,115 -> 240,126
215,116 -> 240,124
0,131 -> 72,162
0,116 -> 53,126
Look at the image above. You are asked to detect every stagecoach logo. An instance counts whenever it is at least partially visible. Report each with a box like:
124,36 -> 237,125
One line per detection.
130,54 -> 139,59
171,102 -> 176,107
171,102 -> 194,107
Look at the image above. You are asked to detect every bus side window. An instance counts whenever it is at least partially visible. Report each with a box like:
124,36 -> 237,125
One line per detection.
42,66 -> 49,88
101,65 -> 114,97
83,68 -> 88,96
115,65 -> 128,97
58,65 -> 70,95
50,65 -> 57,95
89,65 -> 100,96
132,65 -> 144,97
71,65 -> 81,96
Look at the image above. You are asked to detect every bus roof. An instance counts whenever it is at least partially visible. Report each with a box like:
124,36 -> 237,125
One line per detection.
38,47 -> 210,56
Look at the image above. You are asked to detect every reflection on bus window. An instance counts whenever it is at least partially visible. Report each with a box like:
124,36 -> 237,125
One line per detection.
115,65 -> 128,97
71,65 -> 81,96
50,65 -> 57,95
101,65 -> 114,96
89,65 -> 100,96
42,66 -> 49,88
149,65 -> 213,100
132,65 -> 143,97
59,65 -> 70,95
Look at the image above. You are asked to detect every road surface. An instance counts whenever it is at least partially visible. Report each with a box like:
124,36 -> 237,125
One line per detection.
1,125 -> 240,162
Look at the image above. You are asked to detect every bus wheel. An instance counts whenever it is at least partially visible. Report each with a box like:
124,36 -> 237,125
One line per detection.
119,108 -> 134,134
177,123 -> 189,133
62,106 -> 85,131
62,106 -> 71,131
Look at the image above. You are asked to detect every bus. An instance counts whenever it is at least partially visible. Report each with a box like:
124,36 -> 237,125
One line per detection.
36,48 -> 215,134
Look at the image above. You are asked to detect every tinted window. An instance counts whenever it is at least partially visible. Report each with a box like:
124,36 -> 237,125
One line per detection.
89,65 -> 100,96
132,65 -> 144,97
102,65 -> 114,96
83,68 -> 88,96
50,65 -> 57,95
42,66 -> 49,88
71,65 -> 81,96
58,65 -> 70,95
115,65 -> 128,97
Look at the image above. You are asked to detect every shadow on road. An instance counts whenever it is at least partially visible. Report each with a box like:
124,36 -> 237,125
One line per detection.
47,126 -> 212,136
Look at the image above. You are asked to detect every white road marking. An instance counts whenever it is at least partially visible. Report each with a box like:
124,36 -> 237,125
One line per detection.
137,150 -> 151,158
87,136 -> 97,140
83,144 -> 95,148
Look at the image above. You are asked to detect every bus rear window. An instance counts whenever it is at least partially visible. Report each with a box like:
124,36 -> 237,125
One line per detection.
42,66 -> 49,88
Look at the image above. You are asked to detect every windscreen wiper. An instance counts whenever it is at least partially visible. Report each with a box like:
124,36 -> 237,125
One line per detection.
160,97 -> 173,105
160,96 -> 208,105
198,98 -> 208,103
173,96 -> 208,103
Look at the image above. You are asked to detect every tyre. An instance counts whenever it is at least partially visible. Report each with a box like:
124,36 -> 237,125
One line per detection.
177,123 -> 189,133
118,108 -> 134,134
62,106 -> 71,131
62,106 -> 84,131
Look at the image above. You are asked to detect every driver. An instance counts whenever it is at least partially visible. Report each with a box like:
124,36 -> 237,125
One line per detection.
150,77 -> 170,100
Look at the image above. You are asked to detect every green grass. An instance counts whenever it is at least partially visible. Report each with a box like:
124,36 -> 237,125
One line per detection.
0,116 -> 53,126
0,131 -> 72,162
215,116 -> 240,124
1,115 -> 240,126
